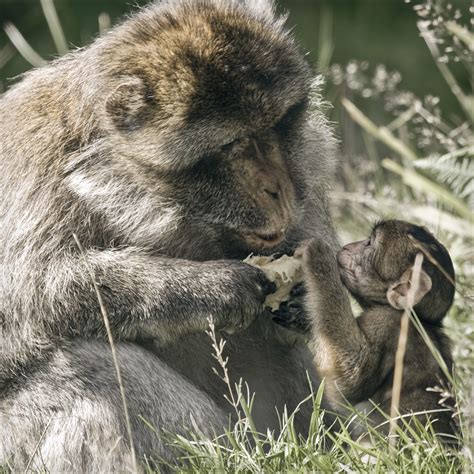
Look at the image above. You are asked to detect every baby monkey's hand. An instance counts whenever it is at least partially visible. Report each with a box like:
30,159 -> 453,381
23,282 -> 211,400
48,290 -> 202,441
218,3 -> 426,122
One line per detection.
297,238 -> 340,280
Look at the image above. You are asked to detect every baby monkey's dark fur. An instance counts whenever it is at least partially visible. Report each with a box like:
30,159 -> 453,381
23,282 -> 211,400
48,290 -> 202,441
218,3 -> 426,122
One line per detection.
298,220 -> 457,443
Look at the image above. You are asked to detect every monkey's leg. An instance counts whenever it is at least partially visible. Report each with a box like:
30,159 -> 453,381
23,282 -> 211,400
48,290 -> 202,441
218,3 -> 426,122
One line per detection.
0,340 -> 228,472
38,249 -> 274,343
303,239 -> 390,405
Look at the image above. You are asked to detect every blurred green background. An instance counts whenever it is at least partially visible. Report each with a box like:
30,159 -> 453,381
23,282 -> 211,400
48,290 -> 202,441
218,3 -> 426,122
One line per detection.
0,0 -> 470,119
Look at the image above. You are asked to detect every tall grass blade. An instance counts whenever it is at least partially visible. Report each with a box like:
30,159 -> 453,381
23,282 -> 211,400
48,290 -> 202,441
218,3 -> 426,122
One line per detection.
342,98 -> 419,161
382,158 -> 473,220
40,0 -> 68,55
72,234 -> 138,473
390,253 -> 424,447
3,22 -> 46,67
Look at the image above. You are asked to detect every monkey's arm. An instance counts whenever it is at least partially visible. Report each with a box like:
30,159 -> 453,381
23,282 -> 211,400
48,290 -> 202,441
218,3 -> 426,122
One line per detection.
40,248 -> 274,344
303,239 -> 392,405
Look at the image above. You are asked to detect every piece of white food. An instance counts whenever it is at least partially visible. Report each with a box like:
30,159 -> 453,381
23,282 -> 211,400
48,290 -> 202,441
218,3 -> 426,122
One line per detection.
243,254 -> 304,311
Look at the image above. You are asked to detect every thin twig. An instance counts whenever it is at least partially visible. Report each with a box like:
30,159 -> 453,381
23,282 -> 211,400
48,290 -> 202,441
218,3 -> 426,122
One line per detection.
389,253 -> 424,449
72,234 -> 138,473
40,0 -> 68,55
24,419 -> 52,473
3,22 -> 46,67
408,235 -> 457,290
342,98 -> 418,162
0,43 -> 15,69
98,13 -> 111,35
382,158 -> 472,220
418,20 -> 472,121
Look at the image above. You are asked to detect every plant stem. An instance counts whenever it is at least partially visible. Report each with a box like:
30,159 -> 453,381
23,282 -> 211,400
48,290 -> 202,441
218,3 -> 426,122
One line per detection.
342,98 -> 418,161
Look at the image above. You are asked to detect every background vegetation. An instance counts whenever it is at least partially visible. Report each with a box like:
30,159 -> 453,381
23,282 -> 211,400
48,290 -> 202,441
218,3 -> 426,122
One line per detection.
0,0 -> 472,472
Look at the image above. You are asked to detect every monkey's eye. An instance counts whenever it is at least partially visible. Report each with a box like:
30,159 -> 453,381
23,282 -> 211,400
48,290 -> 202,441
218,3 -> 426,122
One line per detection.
364,235 -> 375,248
221,139 -> 238,154
274,99 -> 308,132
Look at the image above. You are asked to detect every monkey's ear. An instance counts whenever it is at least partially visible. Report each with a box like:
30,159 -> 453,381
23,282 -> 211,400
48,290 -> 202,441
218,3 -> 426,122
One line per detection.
105,77 -> 151,131
386,267 -> 432,310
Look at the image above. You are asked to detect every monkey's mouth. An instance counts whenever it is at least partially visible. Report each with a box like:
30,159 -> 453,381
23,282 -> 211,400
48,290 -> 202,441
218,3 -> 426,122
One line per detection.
241,229 -> 286,249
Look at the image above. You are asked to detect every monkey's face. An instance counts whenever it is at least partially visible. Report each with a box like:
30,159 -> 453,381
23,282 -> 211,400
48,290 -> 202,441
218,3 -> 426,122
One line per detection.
337,220 -> 455,318
171,128 -> 302,252
337,233 -> 390,307
336,221 -> 416,307
102,2 -> 312,253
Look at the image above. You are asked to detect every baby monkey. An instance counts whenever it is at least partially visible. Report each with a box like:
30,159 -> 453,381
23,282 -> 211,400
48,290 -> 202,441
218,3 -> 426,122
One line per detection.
278,220 -> 458,442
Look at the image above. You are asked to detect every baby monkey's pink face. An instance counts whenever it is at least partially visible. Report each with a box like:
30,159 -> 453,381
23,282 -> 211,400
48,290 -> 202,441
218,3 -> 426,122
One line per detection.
335,220 -> 454,319
336,221 -> 417,307
336,230 -> 391,307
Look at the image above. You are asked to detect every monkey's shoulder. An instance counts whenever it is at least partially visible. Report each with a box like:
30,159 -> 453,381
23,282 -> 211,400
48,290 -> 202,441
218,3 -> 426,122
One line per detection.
356,307 -> 403,340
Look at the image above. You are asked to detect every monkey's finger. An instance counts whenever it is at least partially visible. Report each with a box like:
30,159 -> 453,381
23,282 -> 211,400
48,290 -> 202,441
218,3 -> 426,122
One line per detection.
272,316 -> 292,328
260,279 -> 277,296
290,282 -> 306,297
294,239 -> 313,258
273,316 -> 310,334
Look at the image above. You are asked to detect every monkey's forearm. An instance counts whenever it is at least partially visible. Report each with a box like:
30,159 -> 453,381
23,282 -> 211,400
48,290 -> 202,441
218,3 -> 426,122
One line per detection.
304,243 -> 384,403
307,289 -> 385,403
304,242 -> 366,352
40,249 -> 266,343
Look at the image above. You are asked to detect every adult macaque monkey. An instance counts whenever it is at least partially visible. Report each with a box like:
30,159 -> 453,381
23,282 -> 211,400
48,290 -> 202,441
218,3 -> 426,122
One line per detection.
0,0 -> 338,470
294,220 -> 458,443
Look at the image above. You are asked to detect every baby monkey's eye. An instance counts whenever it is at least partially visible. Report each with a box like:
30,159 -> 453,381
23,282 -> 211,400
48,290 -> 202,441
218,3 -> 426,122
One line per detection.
364,234 -> 375,248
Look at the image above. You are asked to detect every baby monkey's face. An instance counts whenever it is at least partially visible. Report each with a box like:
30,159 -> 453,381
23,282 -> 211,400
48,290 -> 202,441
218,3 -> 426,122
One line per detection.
336,221 -> 415,307
335,220 -> 454,318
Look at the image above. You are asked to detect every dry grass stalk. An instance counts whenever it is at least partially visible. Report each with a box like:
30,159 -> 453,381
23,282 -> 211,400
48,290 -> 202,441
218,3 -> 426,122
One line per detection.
72,234 -> 138,473
3,22 -> 46,67
40,0 -> 68,55
389,252 -> 424,449
205,317 -> 243,419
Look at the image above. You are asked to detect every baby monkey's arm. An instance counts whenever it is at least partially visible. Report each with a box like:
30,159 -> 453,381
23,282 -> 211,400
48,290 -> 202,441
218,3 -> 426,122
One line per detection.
302,239 -> 390,405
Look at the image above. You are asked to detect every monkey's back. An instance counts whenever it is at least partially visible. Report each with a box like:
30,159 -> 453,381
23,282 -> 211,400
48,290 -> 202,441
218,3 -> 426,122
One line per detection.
359,309 -> 457,442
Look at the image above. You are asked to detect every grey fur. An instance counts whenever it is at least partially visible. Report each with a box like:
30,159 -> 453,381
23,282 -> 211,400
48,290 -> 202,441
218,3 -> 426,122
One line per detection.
0,0 -> 338,470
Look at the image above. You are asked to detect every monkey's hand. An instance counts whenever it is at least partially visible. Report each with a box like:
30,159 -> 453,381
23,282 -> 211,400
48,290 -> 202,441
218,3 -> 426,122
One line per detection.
31,250 -> 277,344
300,238 -> 340,281
272,303 -> 310,335
272,283 -> 310,335
216,262 -> 276,335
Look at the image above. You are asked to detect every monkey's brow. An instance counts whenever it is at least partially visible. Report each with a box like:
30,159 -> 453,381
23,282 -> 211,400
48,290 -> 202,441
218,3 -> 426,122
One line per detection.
371,218 -> 386,234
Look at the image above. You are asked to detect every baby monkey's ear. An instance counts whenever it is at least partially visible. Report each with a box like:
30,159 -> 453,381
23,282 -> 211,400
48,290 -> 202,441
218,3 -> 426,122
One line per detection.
105,76 -> 151,132
386,261 -> 432,310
